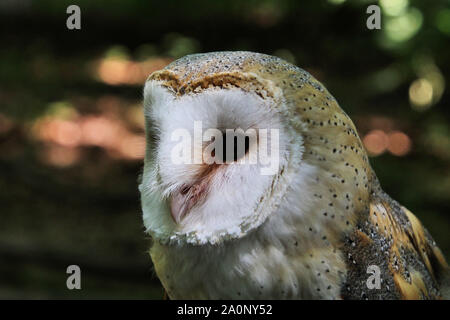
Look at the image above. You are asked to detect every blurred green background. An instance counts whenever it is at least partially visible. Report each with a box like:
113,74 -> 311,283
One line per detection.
0,0 -> 449,299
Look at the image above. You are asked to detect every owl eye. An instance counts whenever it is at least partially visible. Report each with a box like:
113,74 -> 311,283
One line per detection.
221,132 -> 250,162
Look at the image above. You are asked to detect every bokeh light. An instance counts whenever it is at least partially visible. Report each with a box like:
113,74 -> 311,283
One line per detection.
384,7 -> 423,43
363,129 -> 411,157
80,116 -> 119,148
387,131 -> 411,156
40,145 -> 81,167
435,8 -> 450,36
409,78 -> 433,110
96,48 -> 172,86
363,130 -> 389,156
411,55 -> 446,110
30,97 -> 146,167
96,57 -> 171,86
118,134 -> 146,160
379,0 -> 409,17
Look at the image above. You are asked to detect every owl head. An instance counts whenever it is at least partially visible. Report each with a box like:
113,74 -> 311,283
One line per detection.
140,51 -> 375,246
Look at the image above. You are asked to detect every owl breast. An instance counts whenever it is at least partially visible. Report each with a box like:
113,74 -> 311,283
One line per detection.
150,173 -> 348,300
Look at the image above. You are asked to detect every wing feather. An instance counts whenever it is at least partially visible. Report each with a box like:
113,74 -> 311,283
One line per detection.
341,192 -> 448,300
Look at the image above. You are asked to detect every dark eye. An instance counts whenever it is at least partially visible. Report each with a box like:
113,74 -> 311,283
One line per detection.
222,132 -> 250,162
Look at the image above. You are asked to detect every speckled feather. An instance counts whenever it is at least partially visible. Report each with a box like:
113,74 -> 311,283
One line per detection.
145,51 -> 448,299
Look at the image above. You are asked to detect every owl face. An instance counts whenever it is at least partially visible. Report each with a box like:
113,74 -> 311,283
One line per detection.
140,51 -> 370,246
140,78 -> 303,245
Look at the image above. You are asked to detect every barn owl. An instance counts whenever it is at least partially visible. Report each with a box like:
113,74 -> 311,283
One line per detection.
139,51 -> 448,299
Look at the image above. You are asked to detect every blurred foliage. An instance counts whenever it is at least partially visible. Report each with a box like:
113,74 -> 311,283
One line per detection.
0,0 -> 448,298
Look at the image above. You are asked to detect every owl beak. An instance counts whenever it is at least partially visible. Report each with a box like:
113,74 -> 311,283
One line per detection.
170,180 -> 209,224
170,191 -> 188,224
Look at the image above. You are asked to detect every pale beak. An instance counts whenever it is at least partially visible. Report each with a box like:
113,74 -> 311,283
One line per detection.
170,180 -> 209,224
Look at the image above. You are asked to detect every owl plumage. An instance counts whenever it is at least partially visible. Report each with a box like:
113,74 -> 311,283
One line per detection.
140,51 -> 448,299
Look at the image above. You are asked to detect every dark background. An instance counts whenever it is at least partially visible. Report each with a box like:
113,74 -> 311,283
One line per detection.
0,0 -> 449,299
